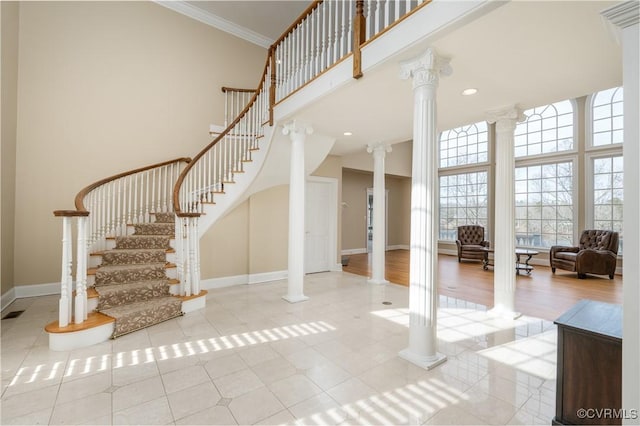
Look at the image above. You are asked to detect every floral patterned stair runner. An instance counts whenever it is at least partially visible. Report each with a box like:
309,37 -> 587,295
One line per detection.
94,213 -> 182,338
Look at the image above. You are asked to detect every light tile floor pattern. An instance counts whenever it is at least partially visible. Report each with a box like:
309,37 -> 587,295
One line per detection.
1,272 -> 557,425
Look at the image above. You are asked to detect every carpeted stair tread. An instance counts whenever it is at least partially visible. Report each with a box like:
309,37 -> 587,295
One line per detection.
101,249 -> 167,266
133,223 -> 174,236
153,213 -> 175,223
95,279 -> 171,310
99,296 -> 183,338
115,235 -> 171,250
94,263 -> 167,286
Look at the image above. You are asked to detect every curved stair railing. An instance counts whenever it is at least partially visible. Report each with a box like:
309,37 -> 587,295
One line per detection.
53,157 -> 191,327
52,0 -> 431,334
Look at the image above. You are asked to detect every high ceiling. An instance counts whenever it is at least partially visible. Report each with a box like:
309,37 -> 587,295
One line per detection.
160,1 -> 623,157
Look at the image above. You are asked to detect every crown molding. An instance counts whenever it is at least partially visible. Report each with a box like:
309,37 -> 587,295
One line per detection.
601,1 -> 639,29
154,1 -> 273,48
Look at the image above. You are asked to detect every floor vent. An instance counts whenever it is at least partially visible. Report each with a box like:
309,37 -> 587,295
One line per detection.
2,310 -> 25,320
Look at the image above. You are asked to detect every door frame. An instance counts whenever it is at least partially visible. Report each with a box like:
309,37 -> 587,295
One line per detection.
366,187 -> 389,253
306,176 -> 340,272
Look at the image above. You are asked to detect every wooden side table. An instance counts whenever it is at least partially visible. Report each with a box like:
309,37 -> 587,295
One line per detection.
553,300 -> 622,425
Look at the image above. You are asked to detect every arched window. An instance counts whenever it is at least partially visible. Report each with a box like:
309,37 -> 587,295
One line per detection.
591,87 -> 623,146
438,121 -> 490,241
439,121 -> 488,168
514,100 -> 574,157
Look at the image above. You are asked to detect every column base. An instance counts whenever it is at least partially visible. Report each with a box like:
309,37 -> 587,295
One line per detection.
282,294 -> 309,304
487,306 -> 522,320
368,278 -> 389,285
398,348 -> 447,370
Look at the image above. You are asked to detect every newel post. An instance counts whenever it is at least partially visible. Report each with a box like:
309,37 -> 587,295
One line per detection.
176,212 -> 201,297
353,0 -> 366,79
53,210 -> 90,327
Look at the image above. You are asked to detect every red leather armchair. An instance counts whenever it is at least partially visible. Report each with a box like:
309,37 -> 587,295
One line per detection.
550,230 -> 619,279
456,225 -> 490,262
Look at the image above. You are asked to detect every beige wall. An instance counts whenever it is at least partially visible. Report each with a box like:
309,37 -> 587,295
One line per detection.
342,169 -> 370,251
200,154 -> 345,280
199,200 -> 250,279
386,175 -> 411,247
12,1 -> 266,287
342,168 -> 411,251
1,2 -> 19,297
199,185 -> 290,280
248,185 -> 289,274
341,141 -> 413,177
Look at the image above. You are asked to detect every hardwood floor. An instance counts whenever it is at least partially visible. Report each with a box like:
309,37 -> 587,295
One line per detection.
342,250 -> 623,321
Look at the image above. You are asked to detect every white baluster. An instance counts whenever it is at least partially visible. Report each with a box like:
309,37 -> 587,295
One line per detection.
174,217 -> 182,284
333,0 -> 339,63
182,217 -> 191,297
384,0 -> 390,28
348,2 -> 353,53
405,0 -> 411,16
75,216 -> 88,323
375,0 -> 381,34
366,0 -> 372,39
395,0 -> 400,23
189,217 -> 199,296
59,216 -> 72,327
340,0 -> 346,57
321,2 -> 327,70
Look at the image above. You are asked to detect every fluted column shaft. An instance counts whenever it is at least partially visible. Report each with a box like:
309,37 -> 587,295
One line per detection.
398,48 -> 450,369
367,143 -> 392,285
486,107 -> 525,318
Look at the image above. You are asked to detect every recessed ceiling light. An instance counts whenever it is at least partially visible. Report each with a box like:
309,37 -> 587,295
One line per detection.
462,88 -> 478,96
343,132 -> 353,136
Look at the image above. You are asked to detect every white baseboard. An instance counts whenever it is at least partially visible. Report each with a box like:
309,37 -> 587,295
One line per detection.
330,263 -> 343,272
201,274 -> 249,290
248,270 -> 287,284
201,270 -> 289,290
341,248 -> 367,255
1,287 -> 17,312
15,282 -> 61,298
386,245 -> 409,251
341,246 -> 409,255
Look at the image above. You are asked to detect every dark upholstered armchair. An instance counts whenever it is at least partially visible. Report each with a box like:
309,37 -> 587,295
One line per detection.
550,230 -> 619,279
456,225 -> 490,262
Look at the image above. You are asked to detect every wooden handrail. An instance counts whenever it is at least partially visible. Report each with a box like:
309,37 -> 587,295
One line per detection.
221,87 -> 257,93
73,157 -> 192,212
271,1 -> 323,49
172,55 -> 272,216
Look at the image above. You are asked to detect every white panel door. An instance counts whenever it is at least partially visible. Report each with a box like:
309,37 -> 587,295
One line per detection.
305,180 -> 332,273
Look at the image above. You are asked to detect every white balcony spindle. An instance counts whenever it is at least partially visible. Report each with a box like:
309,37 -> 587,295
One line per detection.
59,217 -> 72,327
385,0 -> 390,28
75,216 -> 88,323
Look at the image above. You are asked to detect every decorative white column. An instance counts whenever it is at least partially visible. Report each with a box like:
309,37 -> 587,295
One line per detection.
367,142 -> 392,285
398,48 -> 450,370
283,120 -> 313,303
486,106 -> 525,319
602,1 -> 640,419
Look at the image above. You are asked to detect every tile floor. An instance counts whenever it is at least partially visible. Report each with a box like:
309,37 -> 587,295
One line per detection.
1,272 -> 557,425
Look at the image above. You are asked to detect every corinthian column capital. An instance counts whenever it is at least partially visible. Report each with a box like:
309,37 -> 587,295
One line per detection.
486,105 -> 526,134
399,48 -> 452,90
366,142 -> 392,157
282,120 -> 314,141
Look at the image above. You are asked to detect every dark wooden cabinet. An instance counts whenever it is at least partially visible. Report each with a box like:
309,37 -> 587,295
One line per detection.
553,300 -> 622,425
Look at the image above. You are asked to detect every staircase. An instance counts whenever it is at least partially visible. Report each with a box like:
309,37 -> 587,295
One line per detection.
92,212 -> 182,338
47,0 -> 434,350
